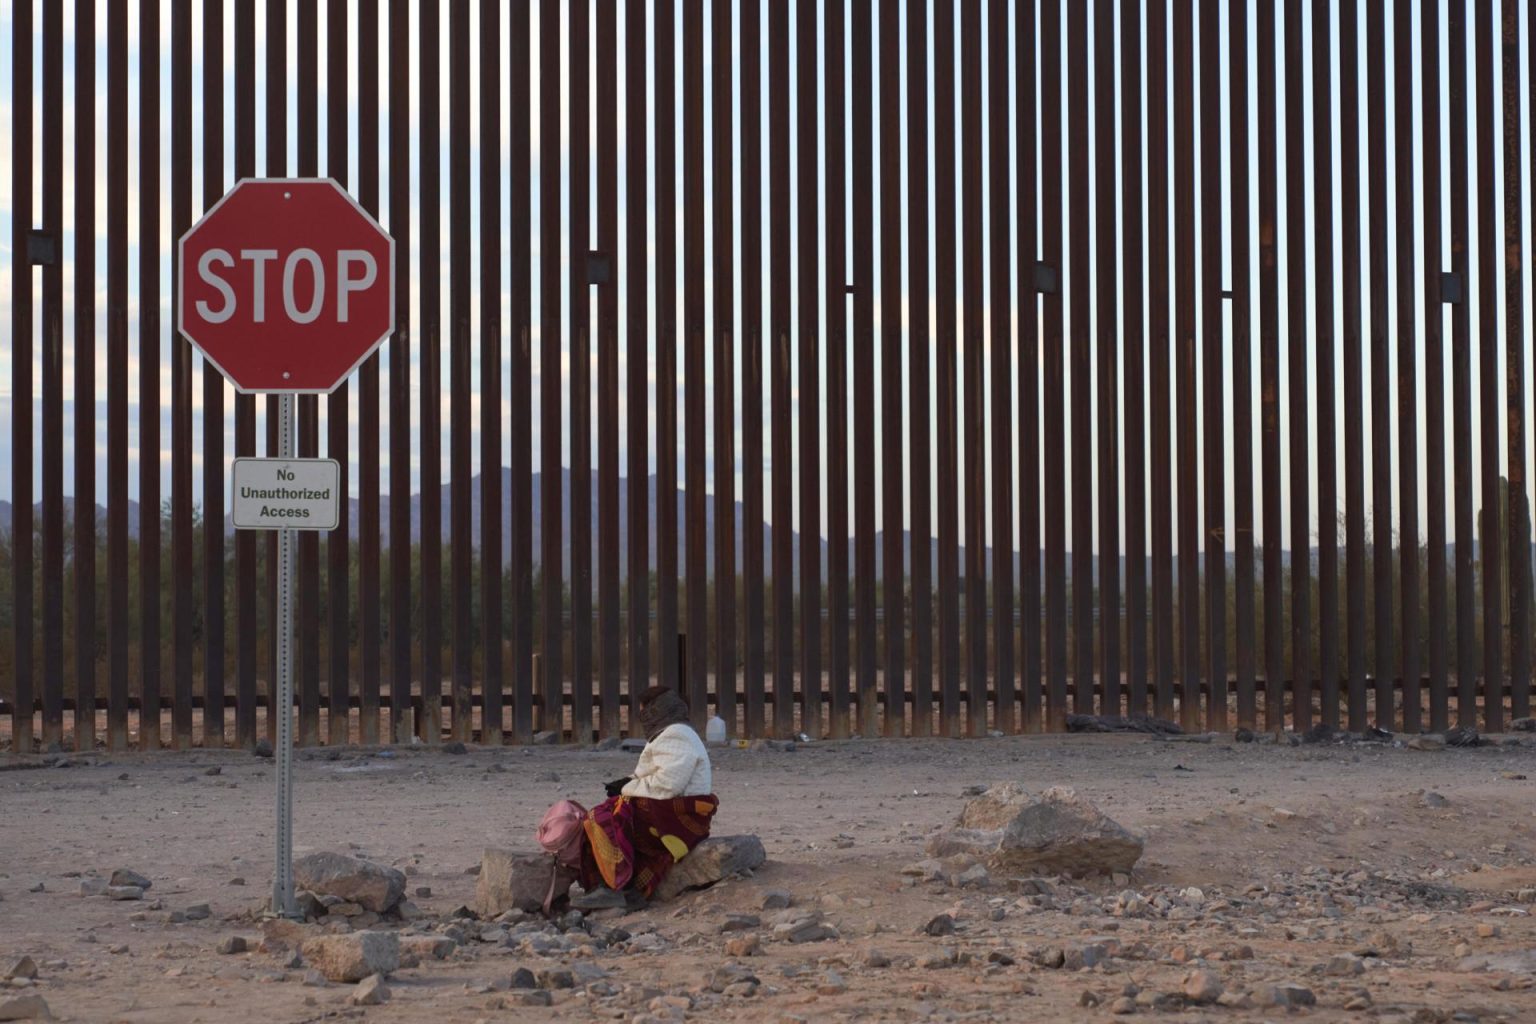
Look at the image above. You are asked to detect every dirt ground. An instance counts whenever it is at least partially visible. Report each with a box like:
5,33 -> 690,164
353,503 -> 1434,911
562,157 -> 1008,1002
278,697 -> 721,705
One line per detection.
2,730 -> 1535,1023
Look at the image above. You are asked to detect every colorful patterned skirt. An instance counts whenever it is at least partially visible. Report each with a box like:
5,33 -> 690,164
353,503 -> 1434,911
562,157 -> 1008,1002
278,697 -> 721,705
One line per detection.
580,793 -> 719,899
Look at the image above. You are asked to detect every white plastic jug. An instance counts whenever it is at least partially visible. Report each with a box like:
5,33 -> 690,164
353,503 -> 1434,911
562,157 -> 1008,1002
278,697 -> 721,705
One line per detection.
705,715 -> 727,744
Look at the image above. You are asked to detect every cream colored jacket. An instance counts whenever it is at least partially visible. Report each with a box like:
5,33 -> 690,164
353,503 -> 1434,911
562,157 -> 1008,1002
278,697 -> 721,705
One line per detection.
621,723 -> 713,799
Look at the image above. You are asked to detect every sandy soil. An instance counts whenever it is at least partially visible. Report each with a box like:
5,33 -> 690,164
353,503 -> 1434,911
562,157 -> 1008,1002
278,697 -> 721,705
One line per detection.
2,731 -> 1535,1023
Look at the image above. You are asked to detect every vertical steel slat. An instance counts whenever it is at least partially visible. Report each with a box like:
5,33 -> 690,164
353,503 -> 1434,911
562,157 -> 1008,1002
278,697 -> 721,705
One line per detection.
388,0 -> 413,743
713,0 -> 737,735
1119,0 -> 1144,720
1285,0 -> 1310,732
797,0 -> 819,738
1475,0 -> 1502,733
79,0 -> 100,750
823,0 -> 849,739
297,3 -> 320,747
1230,0 -> 1256,729
1510,0 -> 1532,725
1315,0 -> 1340,729
770,0 -> 795,738
358,0 -> 382,746
537,0 -> 561,732
935,0 -> 960,736
908,0 -> 934,737
41,0 -> 64,751
137,0 -> 160,749
962,0 -> 986,734
170,0 -> 195,748
265,0 -> 287,745
851,0 -> 876,738
450,0 -> 473,743
1146,0 -> 1173,721
1041,0 -> 1068,728
597,0 -> 619,739
510,2 -> 533,742
328,0 -> 352,746
1068,0 -> 1093,720
418,0 -> 442,743
684,0 -> 707,728
235,0 -> 257,749
741,0 -> 766,738
137,0 -> 159,752
884,0 -> 907,736
1093,0 -> 1117,720
1172,0 -> 1198,730
624,0 -> 648,733
1395,0 -> 1421,734
9,0 -> 33,753
1449,0 -> 1475,726
1200,0 -> 1226,730
204,0 -> 226,748
1259,0 -> 1283,730
105,0 -> 127,752
989,0 -> 1015,733
1342,0 -> 1368,733
570,0 -> 593,742
1423,0 -> 1448,732
654,0 -> 679,699
1368,0 -> 1393,730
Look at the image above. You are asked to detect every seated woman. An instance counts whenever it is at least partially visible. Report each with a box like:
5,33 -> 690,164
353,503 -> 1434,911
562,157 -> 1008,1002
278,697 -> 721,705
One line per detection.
579,685 -> 718,902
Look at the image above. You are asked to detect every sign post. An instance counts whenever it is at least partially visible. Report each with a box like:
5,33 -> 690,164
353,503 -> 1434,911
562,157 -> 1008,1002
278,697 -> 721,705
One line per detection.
178,178 -> 394,920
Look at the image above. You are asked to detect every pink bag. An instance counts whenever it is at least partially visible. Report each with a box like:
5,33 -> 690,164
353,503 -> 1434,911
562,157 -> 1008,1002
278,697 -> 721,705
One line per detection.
537,799 -> 588,868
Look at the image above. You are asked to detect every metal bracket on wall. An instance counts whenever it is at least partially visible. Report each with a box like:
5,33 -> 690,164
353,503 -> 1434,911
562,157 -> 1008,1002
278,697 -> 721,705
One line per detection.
1034,263 -> 1059,295
28,230 -> 58,266
1441,271 -> 1463,305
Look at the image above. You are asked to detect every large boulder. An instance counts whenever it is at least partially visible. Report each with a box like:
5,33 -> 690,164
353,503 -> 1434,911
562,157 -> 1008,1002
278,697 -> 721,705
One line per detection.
300,932 -> 400,983
654,835 -> 767,901
925,785 -> 1143,877
475,849 -> 575,918
294,853 -> 406,914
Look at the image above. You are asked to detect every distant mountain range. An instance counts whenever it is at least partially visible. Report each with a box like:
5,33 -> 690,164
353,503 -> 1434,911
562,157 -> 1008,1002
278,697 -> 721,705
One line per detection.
0,472 -> 1487,587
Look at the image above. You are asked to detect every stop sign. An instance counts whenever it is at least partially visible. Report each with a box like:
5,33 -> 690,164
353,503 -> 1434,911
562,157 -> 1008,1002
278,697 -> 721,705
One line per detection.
178,178 -> 395,393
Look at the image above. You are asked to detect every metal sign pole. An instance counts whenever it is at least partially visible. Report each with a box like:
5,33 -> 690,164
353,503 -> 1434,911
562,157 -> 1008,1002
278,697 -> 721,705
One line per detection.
272,393 -> 298,919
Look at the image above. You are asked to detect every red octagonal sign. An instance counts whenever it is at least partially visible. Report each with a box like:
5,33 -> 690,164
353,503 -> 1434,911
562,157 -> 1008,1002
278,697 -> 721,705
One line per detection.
178,178 -> 395,393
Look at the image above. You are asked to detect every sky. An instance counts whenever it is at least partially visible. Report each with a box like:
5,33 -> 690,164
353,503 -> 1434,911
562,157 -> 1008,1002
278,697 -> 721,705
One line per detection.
1,0 -> 1534,562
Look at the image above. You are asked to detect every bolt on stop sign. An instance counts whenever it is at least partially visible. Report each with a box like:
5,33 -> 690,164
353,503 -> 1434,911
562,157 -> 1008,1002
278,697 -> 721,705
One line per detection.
178,178 -> 395,393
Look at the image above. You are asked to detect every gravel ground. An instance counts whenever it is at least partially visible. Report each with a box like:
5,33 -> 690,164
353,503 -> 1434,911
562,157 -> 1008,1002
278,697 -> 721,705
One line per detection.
2,730 -> 1535,1023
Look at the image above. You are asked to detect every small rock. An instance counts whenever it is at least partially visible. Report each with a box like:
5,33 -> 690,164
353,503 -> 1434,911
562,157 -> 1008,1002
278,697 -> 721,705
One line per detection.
442,741 -> 468,755
294,853 -> 406,914
254,739 -> 274,758
1080,991 -> 1102,1008
204,766 -> 222,776
652,835 -> 768,901
926,785 -> 1143,876
78,878 -> 108,897
1420,791 -> 1450,808
415,886 -> 432,898
721,914 -> 761,933
761,890 -> 793,910
1325,954 -> 1364,977
1266,983 -> 1316,1008
923,913 -> 956,937
1407,734 -> 1445,752
532,730 -> 560,745
350,974 -> 390,1006
302,969 -> 328,987
217,937 -> 248,955
1476,923 -> 1501,939
25,884 -> 42,894
0,994 -> 51,1021
110,868 -> 151,890
1182,969 -> 1223,1004
1445,725 -> 1480,747
1344,991 -> 1374,1011
107,886 -> 145,901
1110,996 -> 1137,1014
300,932 -> 401,983
817,970 -> 847,996
724,939 -> 761,964
863,949 -> 891,969
184,903 -> 212,921
509,968 -> 537,989
0,961 -> 35,984
538,969 -> 575,990
520,989 -> 553,1007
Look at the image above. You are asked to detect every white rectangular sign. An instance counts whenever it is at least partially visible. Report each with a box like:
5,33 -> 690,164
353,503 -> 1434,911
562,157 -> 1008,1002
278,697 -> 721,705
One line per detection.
232,457 -> 341,531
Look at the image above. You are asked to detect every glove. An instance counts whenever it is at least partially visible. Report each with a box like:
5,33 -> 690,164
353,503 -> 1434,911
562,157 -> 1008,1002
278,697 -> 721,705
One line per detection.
604,777 -> 631,799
